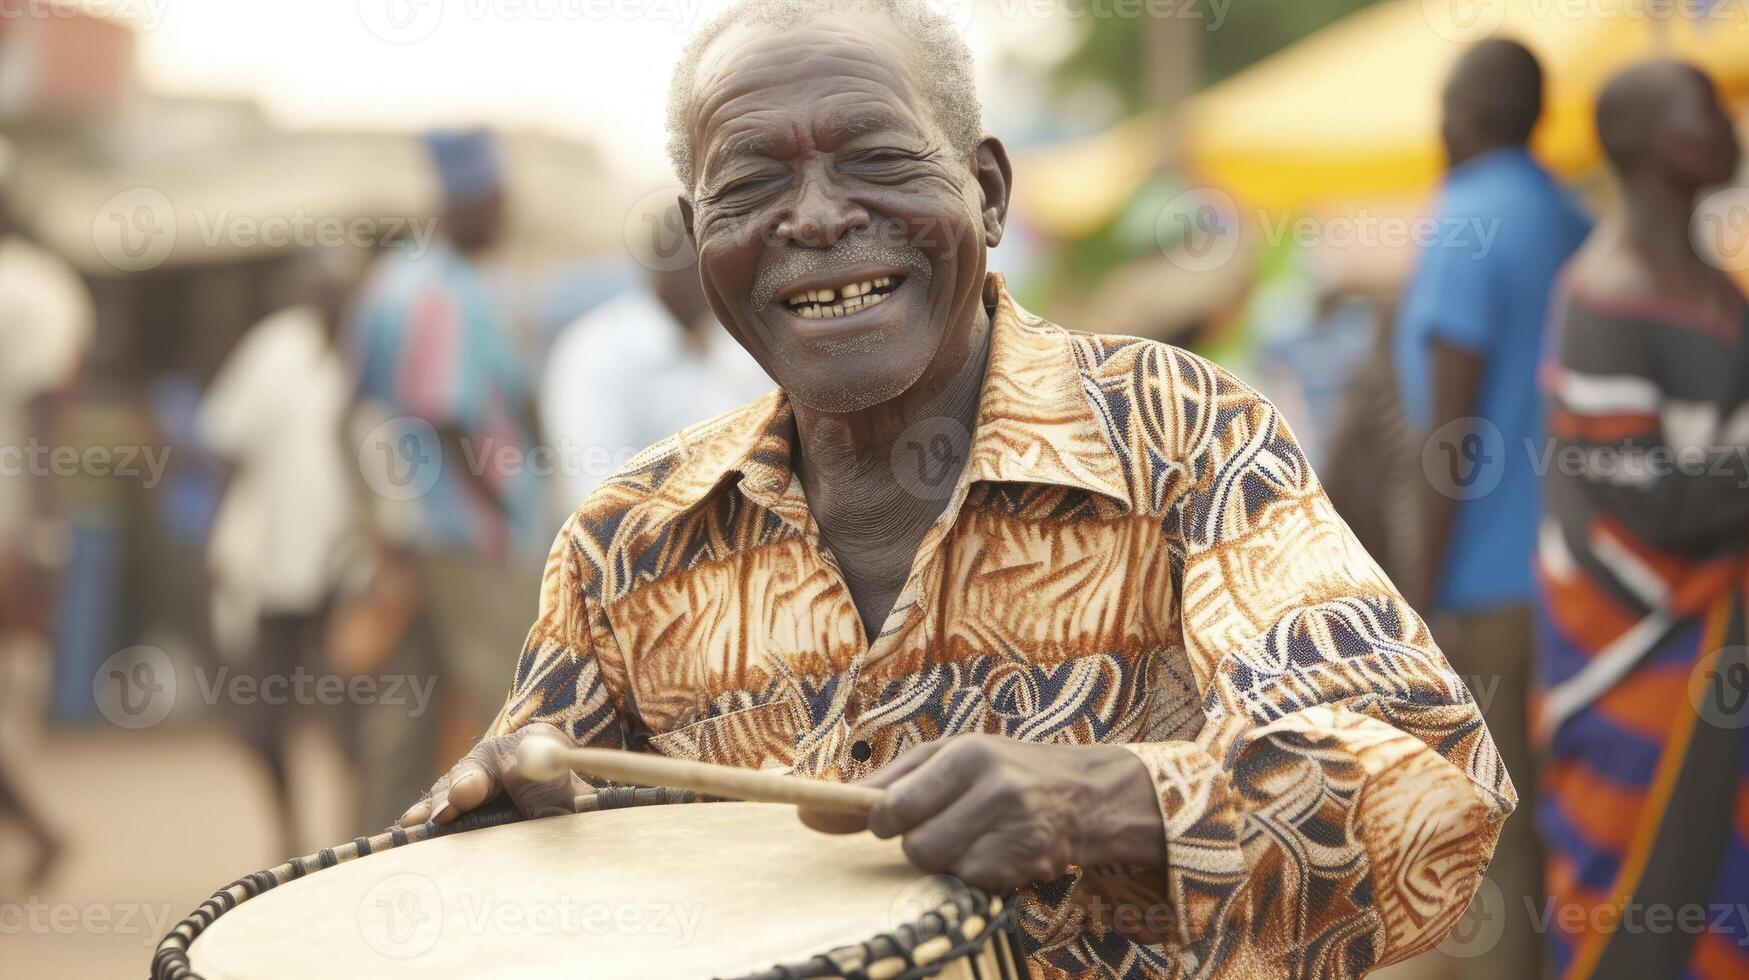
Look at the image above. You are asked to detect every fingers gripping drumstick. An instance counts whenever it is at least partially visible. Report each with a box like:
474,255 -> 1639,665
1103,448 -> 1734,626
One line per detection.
517,735 -> 882,816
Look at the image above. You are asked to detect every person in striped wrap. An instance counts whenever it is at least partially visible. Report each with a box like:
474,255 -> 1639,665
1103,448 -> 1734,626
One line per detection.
1536,60 -> 1749,978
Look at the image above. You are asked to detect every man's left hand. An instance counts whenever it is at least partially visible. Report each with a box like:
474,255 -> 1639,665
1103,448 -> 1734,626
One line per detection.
799,733 -> 1166,891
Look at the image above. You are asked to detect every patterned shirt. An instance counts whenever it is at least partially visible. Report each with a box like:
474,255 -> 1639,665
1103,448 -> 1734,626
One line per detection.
491,275 -> 1513,978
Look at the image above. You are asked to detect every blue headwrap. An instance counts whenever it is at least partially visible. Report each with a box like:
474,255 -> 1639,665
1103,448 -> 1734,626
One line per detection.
422,127 -> 504,205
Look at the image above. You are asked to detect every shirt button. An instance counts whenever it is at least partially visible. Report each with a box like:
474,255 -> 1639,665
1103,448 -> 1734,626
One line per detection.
850,740 -> 872,763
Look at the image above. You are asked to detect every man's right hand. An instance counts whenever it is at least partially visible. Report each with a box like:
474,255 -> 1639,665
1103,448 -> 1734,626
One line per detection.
398,722 -> 585,828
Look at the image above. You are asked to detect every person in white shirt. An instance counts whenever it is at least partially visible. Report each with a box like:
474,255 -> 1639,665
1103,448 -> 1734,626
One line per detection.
540,244 -> 771,520
0,140 -> 91,889
201,249 -> 357,855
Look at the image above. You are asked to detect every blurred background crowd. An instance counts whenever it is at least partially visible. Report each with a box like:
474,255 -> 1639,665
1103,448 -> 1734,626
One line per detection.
4,0 -> 1749,976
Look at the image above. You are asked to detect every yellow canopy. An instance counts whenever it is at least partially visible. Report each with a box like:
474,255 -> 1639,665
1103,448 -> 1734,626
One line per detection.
1015,0 -> 1749,234
1185,0 -> 1749,211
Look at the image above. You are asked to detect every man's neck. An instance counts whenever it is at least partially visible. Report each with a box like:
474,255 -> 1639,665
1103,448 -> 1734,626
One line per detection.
1447,138 -> 1522,171
790,299 -> 994,638
1619,172 -> 1727,304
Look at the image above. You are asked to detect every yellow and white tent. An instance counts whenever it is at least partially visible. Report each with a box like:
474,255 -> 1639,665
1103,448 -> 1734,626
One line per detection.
1017,0 -> 1749,234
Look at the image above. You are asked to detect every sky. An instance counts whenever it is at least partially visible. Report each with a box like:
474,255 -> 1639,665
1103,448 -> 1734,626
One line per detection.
120,0 -> 1054,179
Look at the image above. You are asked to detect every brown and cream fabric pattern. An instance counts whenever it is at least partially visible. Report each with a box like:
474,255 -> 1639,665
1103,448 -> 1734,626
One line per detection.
488,275 -> 1513,978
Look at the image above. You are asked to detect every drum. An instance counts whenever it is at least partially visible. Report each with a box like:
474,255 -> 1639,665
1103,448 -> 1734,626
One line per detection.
153,796 -> 1027,979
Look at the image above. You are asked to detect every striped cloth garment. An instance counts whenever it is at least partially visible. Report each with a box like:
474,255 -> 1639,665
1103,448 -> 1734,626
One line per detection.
1535,278 -> 1749,979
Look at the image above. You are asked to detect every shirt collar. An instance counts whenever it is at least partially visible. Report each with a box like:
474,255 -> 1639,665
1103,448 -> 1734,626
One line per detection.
1446,145 -> 1541,185
661,272 -> 1133,521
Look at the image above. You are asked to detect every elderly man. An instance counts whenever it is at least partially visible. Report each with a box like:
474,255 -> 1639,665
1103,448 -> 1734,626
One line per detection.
403,2 -> 1511,975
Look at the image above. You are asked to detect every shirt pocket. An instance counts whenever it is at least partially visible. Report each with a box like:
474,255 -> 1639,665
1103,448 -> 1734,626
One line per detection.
643,696 -> 805,771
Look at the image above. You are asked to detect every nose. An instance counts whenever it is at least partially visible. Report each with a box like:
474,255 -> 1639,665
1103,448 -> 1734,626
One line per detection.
774,168 -> 870,248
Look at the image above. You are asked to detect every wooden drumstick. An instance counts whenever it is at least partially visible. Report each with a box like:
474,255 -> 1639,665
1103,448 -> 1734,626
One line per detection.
517,735 -> 883,816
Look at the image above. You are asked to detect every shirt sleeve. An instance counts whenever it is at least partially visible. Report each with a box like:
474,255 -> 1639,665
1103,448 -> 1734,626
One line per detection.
1404,214 -> 1497,355
1127,364 -> 1513,970
488,510 -> 629,749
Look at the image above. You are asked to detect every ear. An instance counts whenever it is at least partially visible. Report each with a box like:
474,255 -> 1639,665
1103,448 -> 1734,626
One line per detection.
972,136 -> 1012,249
678,193 -> 698,246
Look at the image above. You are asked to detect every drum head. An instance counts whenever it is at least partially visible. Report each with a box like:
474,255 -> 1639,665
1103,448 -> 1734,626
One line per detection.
190,802 -> 963,979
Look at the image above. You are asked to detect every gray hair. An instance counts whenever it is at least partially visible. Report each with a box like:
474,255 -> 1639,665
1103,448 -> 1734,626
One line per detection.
665,0 -> 982,191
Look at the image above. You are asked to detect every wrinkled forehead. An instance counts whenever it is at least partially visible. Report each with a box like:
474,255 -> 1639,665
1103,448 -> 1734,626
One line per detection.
689,14 -> 937,174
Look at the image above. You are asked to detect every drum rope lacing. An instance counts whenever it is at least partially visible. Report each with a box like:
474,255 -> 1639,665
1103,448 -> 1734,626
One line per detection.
150,789 -> 1028,980
746,888 -> 1024,980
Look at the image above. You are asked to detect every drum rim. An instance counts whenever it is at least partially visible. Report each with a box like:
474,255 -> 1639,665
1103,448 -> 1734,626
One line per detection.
152,793 -> 1022,980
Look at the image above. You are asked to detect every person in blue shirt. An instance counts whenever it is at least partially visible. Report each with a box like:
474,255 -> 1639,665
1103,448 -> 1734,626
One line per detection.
1393,37 -> 1591,980
344,128 -> 546,828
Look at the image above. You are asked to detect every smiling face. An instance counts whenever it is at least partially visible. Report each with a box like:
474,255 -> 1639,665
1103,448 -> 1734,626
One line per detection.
680,12 -> 1007,414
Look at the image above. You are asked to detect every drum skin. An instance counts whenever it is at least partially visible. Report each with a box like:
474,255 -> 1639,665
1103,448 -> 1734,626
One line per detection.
186,802 -> 1000,979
